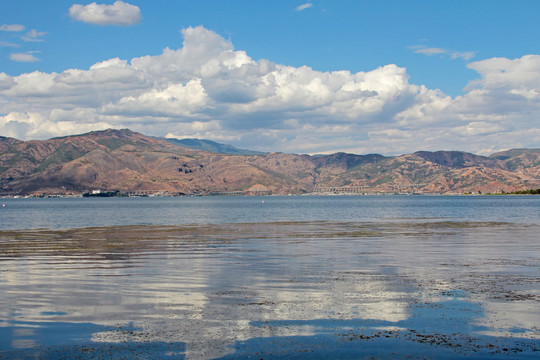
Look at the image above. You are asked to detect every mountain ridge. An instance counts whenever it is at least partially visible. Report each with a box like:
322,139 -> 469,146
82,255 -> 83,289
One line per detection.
1,129 -> 538,196
159,137 -> 265,156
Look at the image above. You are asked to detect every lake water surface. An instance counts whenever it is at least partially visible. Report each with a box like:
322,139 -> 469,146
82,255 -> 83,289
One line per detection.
0,196 -> 539,359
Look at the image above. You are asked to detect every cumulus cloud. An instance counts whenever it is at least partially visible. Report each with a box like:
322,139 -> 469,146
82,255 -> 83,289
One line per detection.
0,26 -> 539,155
296,3 -> 313,12
0,72 -> 15,89
9,52 -> 40,62
0,111 -> 110,140
466,55 -> 540,91
69,1 -> 141,26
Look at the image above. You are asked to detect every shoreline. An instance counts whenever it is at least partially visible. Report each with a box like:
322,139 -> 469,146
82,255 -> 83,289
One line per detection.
2,191 -> 539,199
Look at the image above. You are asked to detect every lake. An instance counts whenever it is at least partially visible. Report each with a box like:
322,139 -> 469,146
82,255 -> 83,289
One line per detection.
0,196 -> 539,359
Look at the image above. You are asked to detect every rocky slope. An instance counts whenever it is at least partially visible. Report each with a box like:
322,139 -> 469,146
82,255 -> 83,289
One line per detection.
1,129 -> 538,195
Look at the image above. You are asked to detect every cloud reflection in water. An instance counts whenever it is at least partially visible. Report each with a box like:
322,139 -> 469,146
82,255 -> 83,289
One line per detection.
0,221 -> 538,359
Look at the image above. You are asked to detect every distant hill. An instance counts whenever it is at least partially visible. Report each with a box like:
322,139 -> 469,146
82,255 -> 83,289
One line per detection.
489,148 -> 540,160
159,137 -> 265,156
1,129 -> 539,196
413,151 -> 502,169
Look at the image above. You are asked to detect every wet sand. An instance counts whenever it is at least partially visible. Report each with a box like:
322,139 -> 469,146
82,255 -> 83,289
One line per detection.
0,221 -> 539,359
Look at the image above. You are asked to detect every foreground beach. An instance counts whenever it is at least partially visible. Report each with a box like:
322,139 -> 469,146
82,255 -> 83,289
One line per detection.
1,218 -> 538,359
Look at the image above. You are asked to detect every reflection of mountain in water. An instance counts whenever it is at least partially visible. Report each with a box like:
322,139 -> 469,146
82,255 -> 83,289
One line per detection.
0,221 -> 538,359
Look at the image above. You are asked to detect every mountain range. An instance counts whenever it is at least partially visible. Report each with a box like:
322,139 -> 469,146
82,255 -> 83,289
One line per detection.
158,137 -> 265,156
1,129 -> 539,196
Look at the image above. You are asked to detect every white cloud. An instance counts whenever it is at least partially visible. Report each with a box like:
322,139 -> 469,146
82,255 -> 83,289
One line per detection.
0,73 -> 15,90
0,41 -> 19,47
466,55 -> 540,92
0,26 -> 538,155
0,111 -> 110,140
0,24 -> 25,32
451,51 -> 476,61
103,80 -> 210,117
69,1 -> 141,26
411,45 -> 476,61
296,3 -> 313,12
9,52 -> 40,63
22,29 -> 47,42
413,47 -> 446,56
453,121 -> 505,136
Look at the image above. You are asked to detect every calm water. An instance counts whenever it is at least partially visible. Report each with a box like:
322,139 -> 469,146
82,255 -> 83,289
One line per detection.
1,195 -> 539,230
0,196 -> 539,359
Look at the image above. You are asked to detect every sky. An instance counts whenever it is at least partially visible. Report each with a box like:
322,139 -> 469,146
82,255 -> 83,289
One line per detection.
1,0 -> 540,155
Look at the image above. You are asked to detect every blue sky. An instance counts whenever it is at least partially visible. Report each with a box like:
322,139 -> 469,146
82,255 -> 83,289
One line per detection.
1,1 -> 540,155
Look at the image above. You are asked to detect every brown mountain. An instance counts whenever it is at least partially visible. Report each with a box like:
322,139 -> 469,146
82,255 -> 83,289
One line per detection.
1,129 -> 538,195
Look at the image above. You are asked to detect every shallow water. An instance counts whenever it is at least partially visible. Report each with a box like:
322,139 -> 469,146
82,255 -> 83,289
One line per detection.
0,196 -> 539,359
